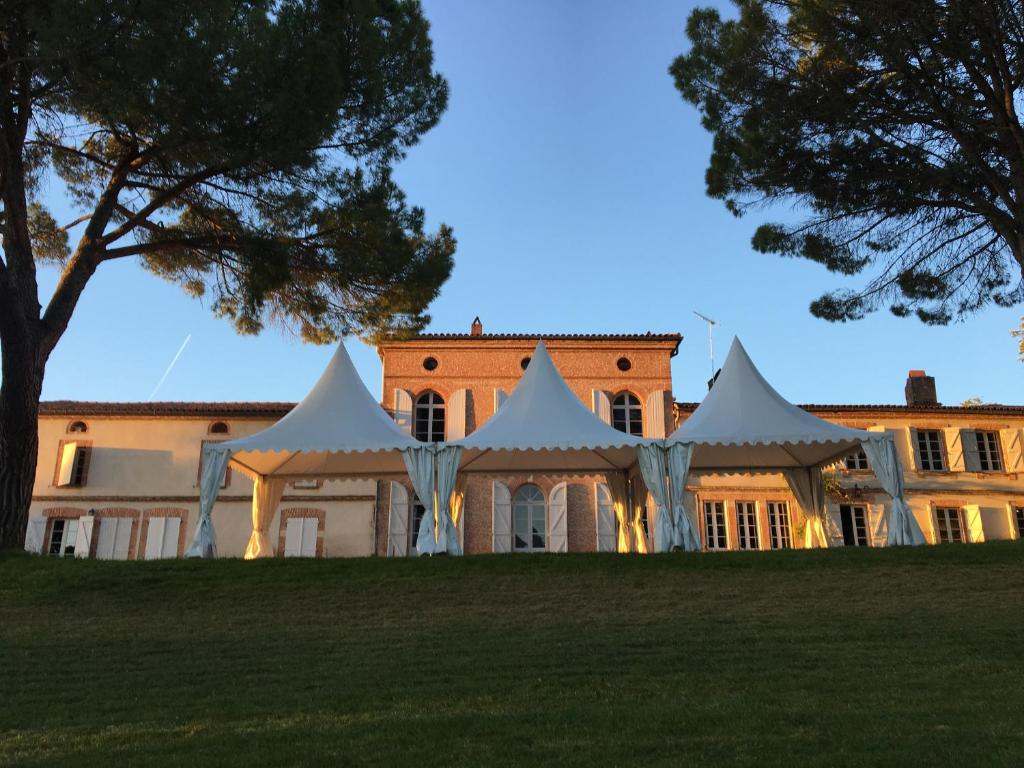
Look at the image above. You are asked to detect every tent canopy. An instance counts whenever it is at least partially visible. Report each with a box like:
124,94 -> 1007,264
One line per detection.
668,337 -> 870,471
219,342 -> 418,479
454,340 -> 646,473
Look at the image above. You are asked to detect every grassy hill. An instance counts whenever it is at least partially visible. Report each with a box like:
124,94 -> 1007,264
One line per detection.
1,543 -> 1022,767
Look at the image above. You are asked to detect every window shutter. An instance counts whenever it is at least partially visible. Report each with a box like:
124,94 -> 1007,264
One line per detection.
549,482 -> 568,553
162,518 -> 181,558
387,481 -> 409,557
393,389 -> 413,435
492,480 -> 512,553
1000,428 -> 1024,472
284,517 -> 304,557
594,483 -> 616,552
96,518 -> 116,559
945,428 -> 967,472
591,390 -> 611,425
57,442 -> 78,486
902,427 -> 919,470
493,388 -> 507,413
868,503 -> 888,547
963,504 -> 985,543
301,517 -> 318,557
644,391 -> 668,438
73,516 -> 94,558
145,517 -> 165,560
24,517 -> 47,554
448,388 -> 468,439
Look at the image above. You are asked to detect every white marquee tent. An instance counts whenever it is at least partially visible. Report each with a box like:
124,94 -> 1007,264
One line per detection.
665,338 -> 926,548
186,342 -> 435,559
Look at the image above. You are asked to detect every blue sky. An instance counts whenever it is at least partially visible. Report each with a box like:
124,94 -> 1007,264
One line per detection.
36,0 -> 1023,407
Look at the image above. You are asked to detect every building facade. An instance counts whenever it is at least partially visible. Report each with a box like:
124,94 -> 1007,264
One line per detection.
28,323 -> 1024,559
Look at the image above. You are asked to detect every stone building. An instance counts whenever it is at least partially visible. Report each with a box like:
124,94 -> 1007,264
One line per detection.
28,321 -> 1024,558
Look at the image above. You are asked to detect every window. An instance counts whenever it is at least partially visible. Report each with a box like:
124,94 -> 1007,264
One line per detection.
1014,506 -> 1024,538
408,499 -> 426,555
736,501 -> 759,550
616,357 -> 632,372
291,479 -> 321,490
67,420 -> 88,434
198,441 -> 231,488
512,484 -> 546,552
703,501 -> 727,551
209,421 -> 229,435
973,431 -> 1003,471
95,516 -> 134,560
915,430 -> 946,471
839,504 -> 869,546
47,518 -> 79,557
612,392 -> 643,436
284,516 -> 319,557
520,356 -> 531,370
414,391 -> 445,442
767,501 -> 791,550
143,515 -> 182,559
423,356 -> 438,371
934,507 -> 965,543
844,450 -> 869,470
55,441 -> 90,487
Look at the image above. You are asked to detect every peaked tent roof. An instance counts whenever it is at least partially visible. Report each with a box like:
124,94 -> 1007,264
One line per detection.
667,338 -> 870,471
220,342 -> 418,479
454,340 -> 646,473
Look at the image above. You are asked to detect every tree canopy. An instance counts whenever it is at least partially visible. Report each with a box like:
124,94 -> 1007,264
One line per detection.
671,0 -> 1024,324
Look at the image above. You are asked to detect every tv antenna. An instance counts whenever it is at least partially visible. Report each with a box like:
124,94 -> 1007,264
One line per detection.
693,311 -> 717,380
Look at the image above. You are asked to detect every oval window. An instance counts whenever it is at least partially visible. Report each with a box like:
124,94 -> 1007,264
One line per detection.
423,356 -> 438,371
520,357 -> 531,370
617,357 -> 632,372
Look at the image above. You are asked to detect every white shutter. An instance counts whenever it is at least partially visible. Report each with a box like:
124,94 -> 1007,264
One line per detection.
57,442 -> 78,487
73,516 -> 94,559
113,518 -> 132,560
493,388 -> 507,413
549,482 -> 568,553
963,504 -> 985,543
944,428 -> 966,472
1000,428 -> 1023,472
24,517 -> 47,554
161,518 -> 180,558
868,503 -> 888,547
145,517 -> 166,560
492,480 -> 512,553
961,429 -> 981,472
304,518 -> 319,557
591,389 -> 611,424
903,427 -> 919,470
448,388 -> 469,439
393,389 -> 413,435
387,482 -> 409,557
96,518 -> 117,560
284,517 -> 304,557
645,391 -> 668,438
595,483 -> 616,552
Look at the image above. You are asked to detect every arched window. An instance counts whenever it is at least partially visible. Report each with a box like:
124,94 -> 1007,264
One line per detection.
67,420 -> 88,434
414,391 -> 445,442
611,392 -> 642,436
512,484 -> 546,552
209,421 -> 229,435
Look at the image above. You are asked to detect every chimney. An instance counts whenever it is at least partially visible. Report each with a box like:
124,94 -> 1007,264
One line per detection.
905,370 -> 938,406
470,316 -> 483,336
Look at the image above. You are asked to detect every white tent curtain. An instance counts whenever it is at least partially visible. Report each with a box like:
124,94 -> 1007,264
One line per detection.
667,442 -> 699,551
403,445 -> 437,556
636,443 -> 672,553
862,436 -> 926,546
186,444 -> 232,558
436,445 -> 463,555
784,467 -> 829,548
244,476 -> 286,559
606,472 -> 631,553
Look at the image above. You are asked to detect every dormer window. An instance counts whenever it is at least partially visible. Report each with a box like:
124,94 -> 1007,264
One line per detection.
209,421 -> 230,435
67,421 -> 88,434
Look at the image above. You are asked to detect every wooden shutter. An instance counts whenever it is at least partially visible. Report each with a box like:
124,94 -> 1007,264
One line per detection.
301,518 -> 318,557
387,481 -> 409,557
492,480 -> 512,553
96,518 -> 116,560
57,442 -> 78,487
963,504 -> 985,543
493,388 -> 507,413
905,427 -> 921,470
393,389 -> 413,435
162,518 -> 181,558
73,516 -> 94,559
595,483 -> 616,552
944,428 -> 966,471
1000,428 -> 1024,472
145,517 -> 165,560
284,517 -> 304,557
591,390 -> 611,425
24,517 -> 47,554
448,388 -> 468,439
645,391 -> 668,438
549,482 -> 568,553
868,503 -> 888,547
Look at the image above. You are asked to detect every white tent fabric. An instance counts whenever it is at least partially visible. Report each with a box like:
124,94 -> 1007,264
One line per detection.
403,445 -> 437,556
670,338 -> 868,470
186,443 -> 231,558
637,443 -> 672,552
862,437 -> 926,545
454,340 -> 647,473
784,467 -> 829,548
244,477 -> 285,559
667,443 -> 699,551
436,445 -> 463,555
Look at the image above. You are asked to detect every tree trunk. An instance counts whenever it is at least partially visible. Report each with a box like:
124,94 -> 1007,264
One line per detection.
0,342 -> 43,551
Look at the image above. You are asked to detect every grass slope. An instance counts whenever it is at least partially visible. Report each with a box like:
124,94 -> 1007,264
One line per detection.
1,543 -> 1022,767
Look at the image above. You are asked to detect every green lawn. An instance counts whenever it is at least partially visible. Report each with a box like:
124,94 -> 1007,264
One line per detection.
1,543 -> 1022,767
